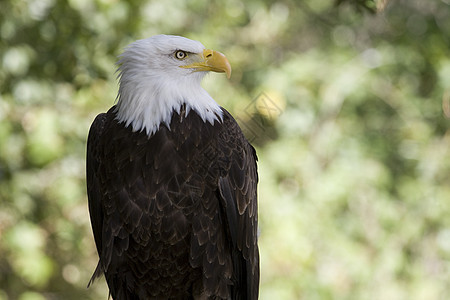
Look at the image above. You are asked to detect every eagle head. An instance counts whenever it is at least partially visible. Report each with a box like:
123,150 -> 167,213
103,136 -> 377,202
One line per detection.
114,35 -> 231,135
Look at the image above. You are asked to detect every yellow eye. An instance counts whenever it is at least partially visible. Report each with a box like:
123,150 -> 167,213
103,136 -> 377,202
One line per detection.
175,50 -> 187,60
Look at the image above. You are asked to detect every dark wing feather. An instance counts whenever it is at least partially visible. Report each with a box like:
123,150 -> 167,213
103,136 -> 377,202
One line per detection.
86,113 -> 109,285
217,109 -> 260,300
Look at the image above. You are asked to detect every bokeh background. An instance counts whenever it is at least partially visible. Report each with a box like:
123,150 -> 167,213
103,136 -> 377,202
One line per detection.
1,0 -> 450,299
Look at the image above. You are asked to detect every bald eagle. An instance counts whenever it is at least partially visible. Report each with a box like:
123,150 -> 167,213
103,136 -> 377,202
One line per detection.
86,35 -> 259,299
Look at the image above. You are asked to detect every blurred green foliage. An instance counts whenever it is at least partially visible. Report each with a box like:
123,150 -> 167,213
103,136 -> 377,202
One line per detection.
1,0 -> 449,299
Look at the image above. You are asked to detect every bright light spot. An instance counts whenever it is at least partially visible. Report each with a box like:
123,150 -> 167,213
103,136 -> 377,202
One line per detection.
13,80 -> 38,103
255,91 -> 285,121
3,47 -> 32,76
63,264 -> 81,284
18,291 -> 46,300
437,229 -> 450,252
68,0 -> 92,12
28,0 -> 55,21
361,48 -> 382,69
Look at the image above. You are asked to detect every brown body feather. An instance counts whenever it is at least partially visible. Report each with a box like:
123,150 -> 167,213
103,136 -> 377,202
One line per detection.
87,105 -> 259,299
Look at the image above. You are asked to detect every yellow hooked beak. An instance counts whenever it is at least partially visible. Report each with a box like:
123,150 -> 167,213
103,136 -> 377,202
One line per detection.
180,49 -> 231,79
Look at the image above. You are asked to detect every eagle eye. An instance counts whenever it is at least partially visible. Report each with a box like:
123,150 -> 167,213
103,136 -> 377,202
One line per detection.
174,50 -> 188,60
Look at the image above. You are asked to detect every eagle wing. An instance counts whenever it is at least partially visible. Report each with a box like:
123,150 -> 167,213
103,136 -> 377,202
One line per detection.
86,113 -> 108,284
217,109 -> 259,299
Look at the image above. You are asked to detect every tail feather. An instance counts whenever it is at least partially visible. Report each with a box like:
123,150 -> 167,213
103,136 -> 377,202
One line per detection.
87,261 -> 104,288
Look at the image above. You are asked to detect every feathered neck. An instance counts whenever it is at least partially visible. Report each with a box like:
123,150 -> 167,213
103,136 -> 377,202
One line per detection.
114,73 -> 223,136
